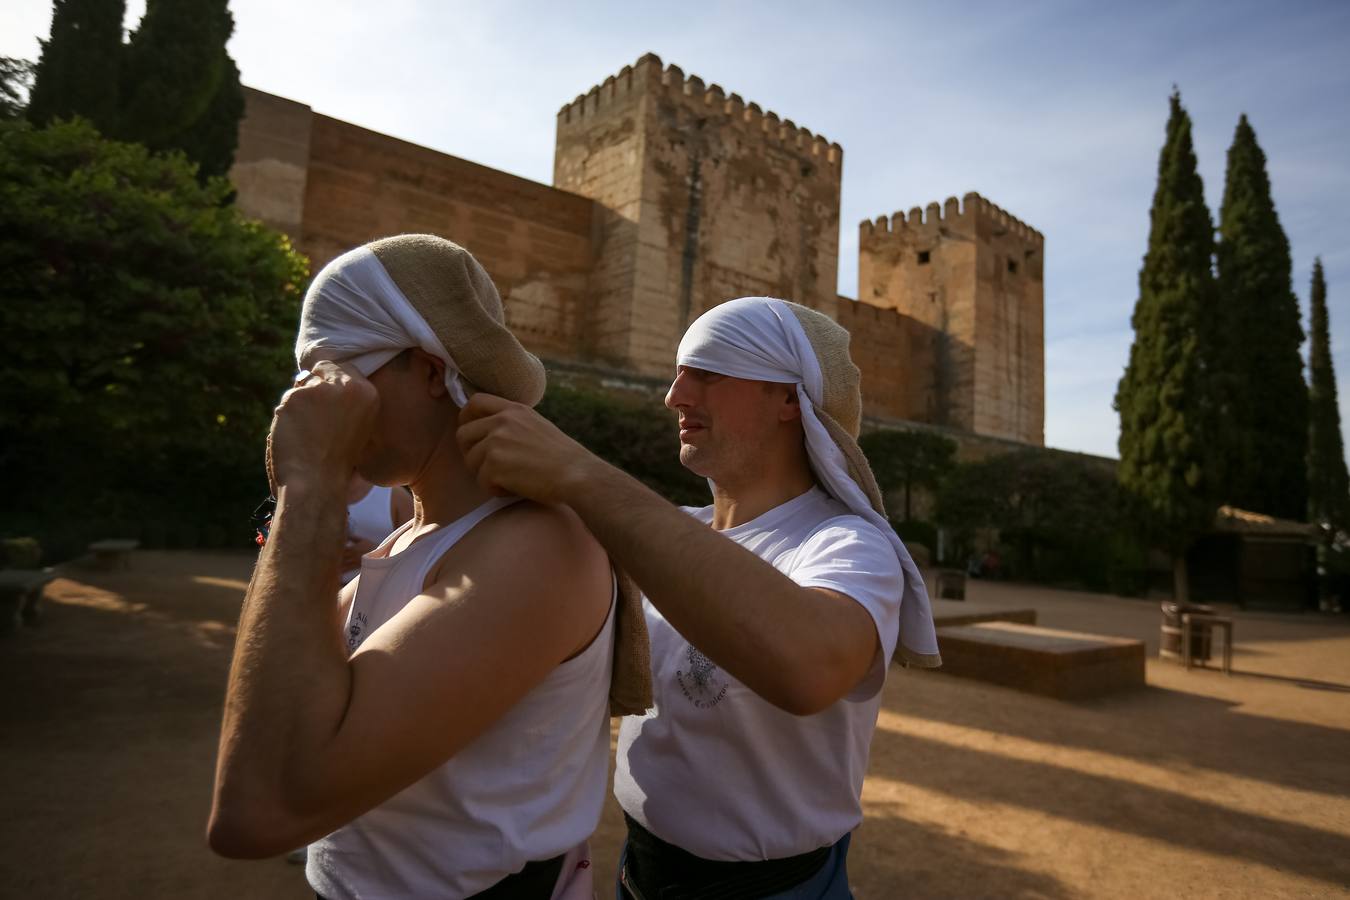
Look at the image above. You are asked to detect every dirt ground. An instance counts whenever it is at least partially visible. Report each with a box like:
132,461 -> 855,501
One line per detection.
2,551 -> 1348,898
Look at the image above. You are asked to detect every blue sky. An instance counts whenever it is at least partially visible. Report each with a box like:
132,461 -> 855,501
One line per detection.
5,0 -> 1349,459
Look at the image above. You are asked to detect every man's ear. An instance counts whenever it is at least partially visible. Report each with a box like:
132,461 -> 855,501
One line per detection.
414,350 -> 448,397
778,384 -> 801,422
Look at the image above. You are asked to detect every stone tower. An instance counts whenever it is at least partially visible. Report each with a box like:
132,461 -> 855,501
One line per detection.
554,53 -> 842,377
858,193 -> 1045,445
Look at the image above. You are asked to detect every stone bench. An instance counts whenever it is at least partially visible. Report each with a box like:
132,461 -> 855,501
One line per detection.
0,568 -> 56,633
931,599 -> 1037,629
935,622 -> 1146,699
88,539 -> 139,570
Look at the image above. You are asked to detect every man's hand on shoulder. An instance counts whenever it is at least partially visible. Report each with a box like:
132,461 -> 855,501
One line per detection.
456,394 -> 609,505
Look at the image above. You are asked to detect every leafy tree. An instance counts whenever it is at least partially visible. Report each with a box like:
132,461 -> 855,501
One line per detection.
1215,114 -> 1307,519
0,57 -> 36,119
0,118 -> 307,560
118,0 -> 243,179
25,0 -> 125,132
1114,91 -> 1220,603
859,428 -> 957,521
1307,259 -> 1350,532
935,449 -> 1132,590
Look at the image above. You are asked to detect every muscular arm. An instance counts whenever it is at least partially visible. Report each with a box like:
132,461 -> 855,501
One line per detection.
208,365 -> 610,858
458,398 -> 881,717
209,496 -> 609,857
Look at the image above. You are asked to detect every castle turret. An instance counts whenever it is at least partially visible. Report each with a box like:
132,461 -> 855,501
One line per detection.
858,193 -> 1045,444
555,53 -> 842,375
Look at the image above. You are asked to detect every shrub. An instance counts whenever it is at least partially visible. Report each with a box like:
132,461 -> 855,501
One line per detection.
0,118 -> 307,563
537,382 -> 706,507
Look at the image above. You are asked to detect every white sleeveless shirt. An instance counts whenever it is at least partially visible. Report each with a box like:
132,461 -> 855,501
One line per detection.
341,485 -> 396,586
308,497 -> 616,900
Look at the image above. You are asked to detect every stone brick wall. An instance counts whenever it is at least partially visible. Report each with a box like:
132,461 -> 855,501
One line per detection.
858,193 -> 1044,445
556,53 -> 842,378
232,71 -> 1046,450
229,89 -> 313,236
835,297 -> 942,423
231,88 -> 597,363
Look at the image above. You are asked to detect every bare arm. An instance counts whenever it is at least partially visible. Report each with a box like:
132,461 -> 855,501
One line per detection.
208,365 -> 609,857
458,395 -> 880,716
210,496 -> 608,857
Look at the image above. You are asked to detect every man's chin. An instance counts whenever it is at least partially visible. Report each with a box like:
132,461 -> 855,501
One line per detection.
678,446 -> 713,478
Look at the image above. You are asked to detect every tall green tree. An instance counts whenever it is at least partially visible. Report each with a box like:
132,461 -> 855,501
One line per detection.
1114,92 -> 1220,603
1215,114 -> 1308,519
117,0 -> 243,179
0,117 -> 306,559
25,0 -> 125,132
1307,259 -> 1350,532
0,58 -> 35,119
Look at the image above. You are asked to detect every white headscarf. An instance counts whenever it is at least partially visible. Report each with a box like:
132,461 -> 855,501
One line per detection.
677,297 -> 941,667
295,245 -> 470,405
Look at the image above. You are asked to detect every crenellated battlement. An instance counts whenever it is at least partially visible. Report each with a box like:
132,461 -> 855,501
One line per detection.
558,53 -> 842,167
859,191 -> 1043,245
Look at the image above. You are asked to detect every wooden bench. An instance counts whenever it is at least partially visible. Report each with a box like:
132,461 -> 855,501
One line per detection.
88,539 -> 139,570
0,568 -> 56,632
935,622 -> 1146,699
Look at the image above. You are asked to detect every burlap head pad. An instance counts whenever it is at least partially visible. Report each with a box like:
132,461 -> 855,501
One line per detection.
367,234 -> 546,406
783,303 -> 889,519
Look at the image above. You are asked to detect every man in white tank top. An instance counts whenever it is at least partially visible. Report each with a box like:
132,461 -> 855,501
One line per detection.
458,297 -> 941,898
208,236 -> 626,899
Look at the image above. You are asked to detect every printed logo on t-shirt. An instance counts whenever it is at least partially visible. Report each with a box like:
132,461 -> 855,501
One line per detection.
675,645 -> 729,709
347,610 -> 369,651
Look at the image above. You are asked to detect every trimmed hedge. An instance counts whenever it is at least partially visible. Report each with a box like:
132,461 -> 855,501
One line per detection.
537,382 -> 707,508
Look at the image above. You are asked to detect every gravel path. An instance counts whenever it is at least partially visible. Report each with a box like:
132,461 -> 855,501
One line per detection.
3,552 -> 1347,898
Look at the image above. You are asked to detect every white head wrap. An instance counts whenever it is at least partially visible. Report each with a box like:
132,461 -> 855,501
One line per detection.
295,245 -> 470,405
677,297 -> 941,667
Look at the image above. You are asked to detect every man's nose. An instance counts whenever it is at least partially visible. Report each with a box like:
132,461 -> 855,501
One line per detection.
665,371 -> 693,410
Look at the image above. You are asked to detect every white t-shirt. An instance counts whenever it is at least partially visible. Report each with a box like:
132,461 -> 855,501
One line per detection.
613,486 -> 902,861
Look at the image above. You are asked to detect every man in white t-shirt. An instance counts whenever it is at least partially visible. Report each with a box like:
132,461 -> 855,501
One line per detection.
458,296 -> 941,898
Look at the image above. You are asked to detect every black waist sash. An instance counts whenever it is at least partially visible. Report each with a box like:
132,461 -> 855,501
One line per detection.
468,854 -> 565,899
620,813 -> 831,900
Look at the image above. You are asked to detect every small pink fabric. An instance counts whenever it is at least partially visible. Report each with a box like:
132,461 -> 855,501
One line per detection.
549,842 -> 595,900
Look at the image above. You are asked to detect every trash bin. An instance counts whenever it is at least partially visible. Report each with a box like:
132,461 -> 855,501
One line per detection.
1160,602 -> 1214,662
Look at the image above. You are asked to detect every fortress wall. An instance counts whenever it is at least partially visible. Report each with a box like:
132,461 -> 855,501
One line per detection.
555,54 -> 842,377
230,88 -> 314,237
835,297 -> 946,424
966,195 -> 1045,444
295,114 -> 597,362
858,193 -> 1044,444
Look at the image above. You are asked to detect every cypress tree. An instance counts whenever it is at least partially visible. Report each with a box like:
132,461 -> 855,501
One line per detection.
0,58 -> 35,119
1215,115 -> 1308,520
117,0 -> 243,179
1115,92 -> 1220,602
1307,260 -> 1349,531
25,0 -> 125,132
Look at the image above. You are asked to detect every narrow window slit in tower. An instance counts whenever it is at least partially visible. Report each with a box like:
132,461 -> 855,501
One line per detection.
917,251 -> 931,265
1007,259 -> 1018,274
